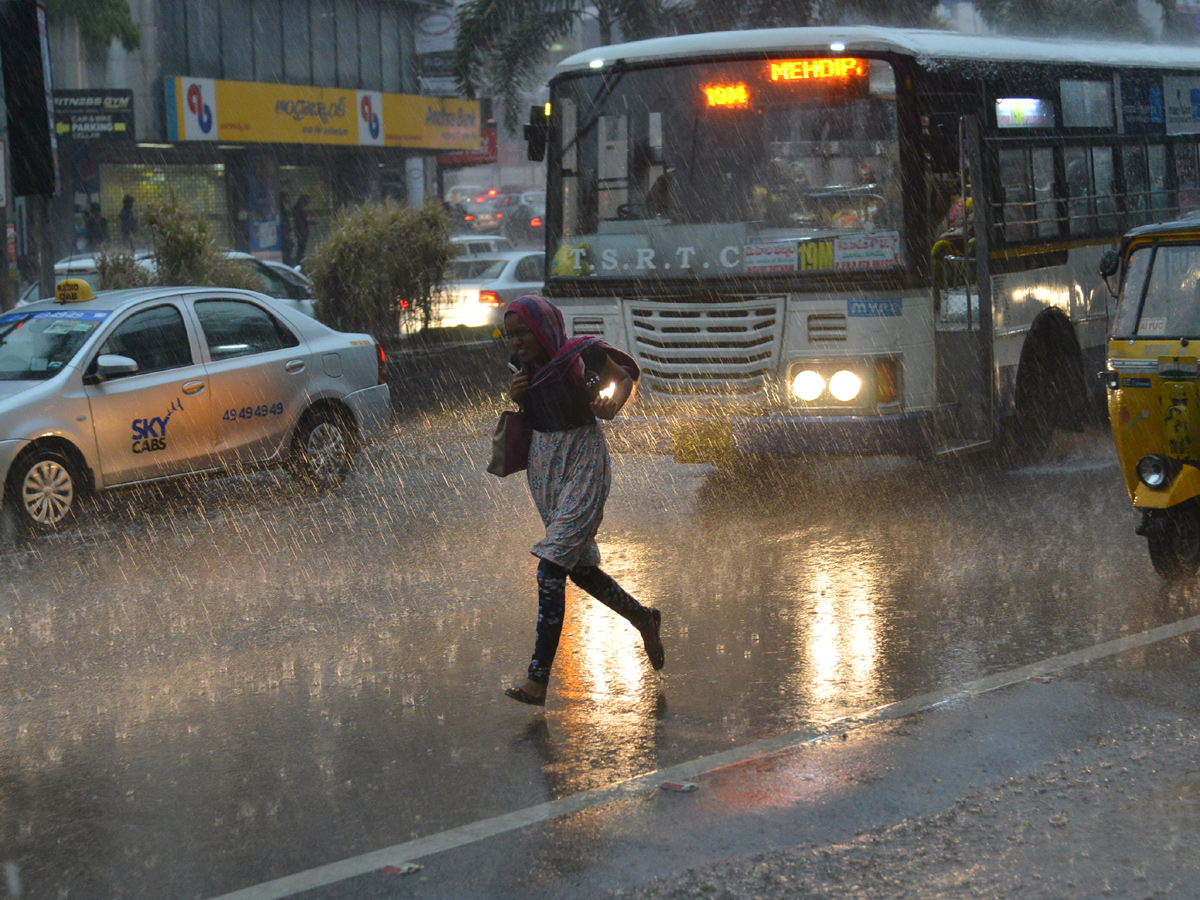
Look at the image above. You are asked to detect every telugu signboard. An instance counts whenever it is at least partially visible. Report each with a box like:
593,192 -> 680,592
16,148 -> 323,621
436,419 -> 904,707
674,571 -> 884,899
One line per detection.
165,77 -> 480,151
53,90 -> 134,142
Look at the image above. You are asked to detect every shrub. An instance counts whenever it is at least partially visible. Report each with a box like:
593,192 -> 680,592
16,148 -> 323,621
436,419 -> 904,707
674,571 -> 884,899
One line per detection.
94,250 -> 152,290
96,188 -> 260,292
306,199 -> 454,344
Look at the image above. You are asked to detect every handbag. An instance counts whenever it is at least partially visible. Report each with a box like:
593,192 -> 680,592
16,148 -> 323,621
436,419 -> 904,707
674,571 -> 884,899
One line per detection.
486,409 -> 531,477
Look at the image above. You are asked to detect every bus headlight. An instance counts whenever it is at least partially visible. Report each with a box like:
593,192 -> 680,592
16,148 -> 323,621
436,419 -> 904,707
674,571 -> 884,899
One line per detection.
787,357 -> 900,409
792,370 -> 826,402
828,370 -> 862,402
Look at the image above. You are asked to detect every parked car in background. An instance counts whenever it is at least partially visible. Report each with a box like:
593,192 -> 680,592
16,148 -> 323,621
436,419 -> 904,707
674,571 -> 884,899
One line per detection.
450,234 -> 515,257
466,194 -> 507,234
499,192 -> 546,246
18,252 -> 155,305
430,251 -> 545,329
442,200 -> 473,233
224,251 -> 315,316
19,252 -> 315,318
0,280 -> 391,532
444,184 -> 487,205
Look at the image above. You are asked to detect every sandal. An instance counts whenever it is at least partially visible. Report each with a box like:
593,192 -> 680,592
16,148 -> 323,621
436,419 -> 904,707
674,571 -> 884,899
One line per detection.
504,686 -> 546,707
640,608 -> 665,670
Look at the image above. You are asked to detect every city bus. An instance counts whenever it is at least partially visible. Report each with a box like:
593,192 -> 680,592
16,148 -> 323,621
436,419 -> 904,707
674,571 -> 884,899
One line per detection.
524,26 -> 1200,463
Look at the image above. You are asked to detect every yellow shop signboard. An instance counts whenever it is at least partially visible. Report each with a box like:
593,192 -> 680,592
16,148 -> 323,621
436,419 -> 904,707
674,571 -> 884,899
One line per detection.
165,76 -> 479,151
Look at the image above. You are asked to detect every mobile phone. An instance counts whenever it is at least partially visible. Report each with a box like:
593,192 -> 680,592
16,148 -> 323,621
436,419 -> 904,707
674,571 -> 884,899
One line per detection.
508,361 -> 521,374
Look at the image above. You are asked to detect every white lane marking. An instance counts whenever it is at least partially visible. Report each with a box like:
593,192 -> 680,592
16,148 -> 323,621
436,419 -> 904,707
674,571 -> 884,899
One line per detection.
206,610 -> 1200,900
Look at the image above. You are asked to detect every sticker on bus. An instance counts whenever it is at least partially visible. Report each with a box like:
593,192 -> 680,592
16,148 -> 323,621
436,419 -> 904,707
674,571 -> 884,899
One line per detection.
834,232 -> 900,271
1138,317 -> 1167,336
744,242 -> 799,273
848,299 -> 902,317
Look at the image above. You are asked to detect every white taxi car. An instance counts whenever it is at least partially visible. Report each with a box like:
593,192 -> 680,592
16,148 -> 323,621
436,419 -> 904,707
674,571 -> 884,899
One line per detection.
0,280 -> 391,531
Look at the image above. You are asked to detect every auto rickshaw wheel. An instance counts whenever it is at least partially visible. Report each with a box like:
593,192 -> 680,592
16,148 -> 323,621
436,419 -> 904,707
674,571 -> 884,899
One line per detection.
1146,504 -> 1200,579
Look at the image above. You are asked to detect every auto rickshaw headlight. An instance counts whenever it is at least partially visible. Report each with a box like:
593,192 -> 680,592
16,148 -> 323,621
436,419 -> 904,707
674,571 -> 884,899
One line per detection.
1137,454 -> 1182,489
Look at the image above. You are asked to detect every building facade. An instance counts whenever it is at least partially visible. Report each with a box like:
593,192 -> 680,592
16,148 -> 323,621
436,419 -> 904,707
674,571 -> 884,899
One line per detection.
27,0 -> 477,266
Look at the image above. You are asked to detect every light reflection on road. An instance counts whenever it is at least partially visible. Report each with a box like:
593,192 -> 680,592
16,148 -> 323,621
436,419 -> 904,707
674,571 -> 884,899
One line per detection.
791,538 -> 883,712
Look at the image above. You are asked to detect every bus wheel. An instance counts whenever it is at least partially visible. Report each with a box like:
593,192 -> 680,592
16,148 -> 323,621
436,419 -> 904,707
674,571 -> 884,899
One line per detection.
1146,505 -> 1200,580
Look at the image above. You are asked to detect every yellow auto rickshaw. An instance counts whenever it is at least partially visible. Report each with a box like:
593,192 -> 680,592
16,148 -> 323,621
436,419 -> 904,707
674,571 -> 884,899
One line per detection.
1102,217 -> 1200,577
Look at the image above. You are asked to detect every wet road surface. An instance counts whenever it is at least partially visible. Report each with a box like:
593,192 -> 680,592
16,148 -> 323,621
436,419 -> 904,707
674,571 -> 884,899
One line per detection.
0,384 -> 1175,898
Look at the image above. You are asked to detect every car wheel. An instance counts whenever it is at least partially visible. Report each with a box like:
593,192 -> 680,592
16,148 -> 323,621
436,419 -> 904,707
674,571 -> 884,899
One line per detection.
289,410 -> 354,491
9,448 -> 80,532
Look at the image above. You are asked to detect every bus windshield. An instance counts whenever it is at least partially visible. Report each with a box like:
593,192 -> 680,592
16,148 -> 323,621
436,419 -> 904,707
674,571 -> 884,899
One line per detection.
551,56 -> 902,280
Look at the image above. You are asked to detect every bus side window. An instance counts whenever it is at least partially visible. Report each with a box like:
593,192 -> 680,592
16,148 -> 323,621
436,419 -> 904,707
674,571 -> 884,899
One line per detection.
1148,145 -> 1169,216
1176,143 -> 1199,213
998,146 -> 1058,242
1066,147 -> 1116,236
999,148 -> 1034,243
1123,145 -> 1150,227
1093,147 -> 1117,234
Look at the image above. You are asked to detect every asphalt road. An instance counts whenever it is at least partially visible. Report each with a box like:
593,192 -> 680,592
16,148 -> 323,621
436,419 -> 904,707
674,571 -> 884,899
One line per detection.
0,341 -> 1178,899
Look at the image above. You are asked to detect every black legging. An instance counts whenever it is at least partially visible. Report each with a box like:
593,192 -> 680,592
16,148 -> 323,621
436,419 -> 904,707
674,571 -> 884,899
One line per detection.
526,558 -> 652,685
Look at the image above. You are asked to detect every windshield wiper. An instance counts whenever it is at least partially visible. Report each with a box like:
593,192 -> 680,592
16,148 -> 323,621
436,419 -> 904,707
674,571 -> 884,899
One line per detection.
0,314 -> 33,347
561,61 -> 628,161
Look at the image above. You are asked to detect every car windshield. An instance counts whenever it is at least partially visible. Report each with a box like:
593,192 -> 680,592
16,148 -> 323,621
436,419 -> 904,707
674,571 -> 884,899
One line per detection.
0,310 -> 110,381
551,56 -> 901,279
449,258 -> 507,280
1114,243 -> 1200,338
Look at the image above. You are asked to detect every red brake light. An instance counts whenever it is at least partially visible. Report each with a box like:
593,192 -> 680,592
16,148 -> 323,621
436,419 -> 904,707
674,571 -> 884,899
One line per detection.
464,214 -> 474,221
479,290 -> 503,308
376,341 -> 387,385
530,216 -> 543,228
487,189 -> 498,196
474,195 -> 486,203
496,212 -> 504,219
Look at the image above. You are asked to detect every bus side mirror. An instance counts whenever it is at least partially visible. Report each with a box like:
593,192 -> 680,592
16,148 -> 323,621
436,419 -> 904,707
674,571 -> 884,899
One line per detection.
1099,250 -> 1120,278
524,105 -> 550,162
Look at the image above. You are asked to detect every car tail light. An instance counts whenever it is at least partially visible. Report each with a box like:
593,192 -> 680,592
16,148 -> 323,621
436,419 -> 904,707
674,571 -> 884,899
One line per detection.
530,216 -> 543,228
479,290 -> 503,308
464,214 -> 475,221
376,341 -> 387,385
496,212 -> 504,219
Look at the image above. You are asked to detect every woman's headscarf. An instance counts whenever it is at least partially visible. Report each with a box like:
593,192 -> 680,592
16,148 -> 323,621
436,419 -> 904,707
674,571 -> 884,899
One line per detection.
506,294 -> 639,387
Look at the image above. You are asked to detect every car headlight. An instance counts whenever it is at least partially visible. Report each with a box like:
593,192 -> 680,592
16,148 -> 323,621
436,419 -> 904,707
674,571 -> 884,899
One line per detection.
828,370 -> 862,402
1137,454 -> 1181,489
792,370 -> 825,402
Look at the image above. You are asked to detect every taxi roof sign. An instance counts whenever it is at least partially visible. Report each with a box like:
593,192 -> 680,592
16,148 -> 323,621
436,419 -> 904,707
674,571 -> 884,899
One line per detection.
55,279 -> 96,304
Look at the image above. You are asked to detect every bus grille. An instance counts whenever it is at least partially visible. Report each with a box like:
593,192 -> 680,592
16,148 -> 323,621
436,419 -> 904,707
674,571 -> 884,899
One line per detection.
625,299 -> 784,397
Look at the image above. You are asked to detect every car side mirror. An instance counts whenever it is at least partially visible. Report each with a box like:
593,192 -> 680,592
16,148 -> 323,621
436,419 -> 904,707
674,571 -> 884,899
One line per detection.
84,353 -> 139,385
1099,249 -> 1121,298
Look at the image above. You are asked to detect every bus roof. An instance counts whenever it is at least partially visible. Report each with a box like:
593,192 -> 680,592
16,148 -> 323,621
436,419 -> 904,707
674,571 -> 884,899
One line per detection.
555,25 -> 1200,76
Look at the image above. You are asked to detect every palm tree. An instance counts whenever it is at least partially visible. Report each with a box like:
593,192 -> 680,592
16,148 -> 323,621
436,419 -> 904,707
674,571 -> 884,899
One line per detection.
453,0 -> 678,132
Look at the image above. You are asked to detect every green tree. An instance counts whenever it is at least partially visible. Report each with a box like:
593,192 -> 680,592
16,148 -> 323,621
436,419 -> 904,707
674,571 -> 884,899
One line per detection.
971,0 -> 1156,37
306,200 -> 454,344
454,0 -> 678,132
44,0 -> 140,53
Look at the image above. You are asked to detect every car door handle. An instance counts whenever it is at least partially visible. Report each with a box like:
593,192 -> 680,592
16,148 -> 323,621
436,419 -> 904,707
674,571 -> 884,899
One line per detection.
182,381 -> 206,395
285,360 -> 306,374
